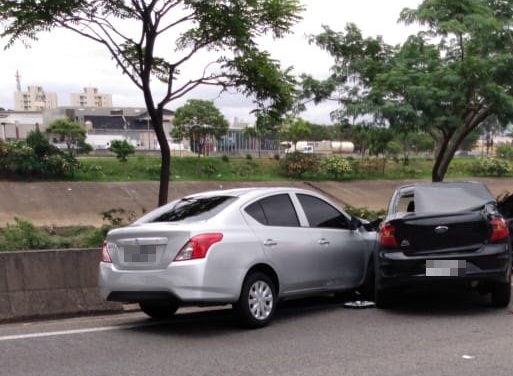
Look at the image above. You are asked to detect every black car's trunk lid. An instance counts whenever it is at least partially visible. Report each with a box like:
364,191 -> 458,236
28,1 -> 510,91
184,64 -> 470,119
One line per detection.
390,211 -> 490,255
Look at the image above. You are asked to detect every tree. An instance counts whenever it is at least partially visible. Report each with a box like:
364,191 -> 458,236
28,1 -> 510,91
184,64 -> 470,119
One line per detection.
171,99 -> 229,157
45,119 -> 88,156
283,116 -> 311,151
109,139 -> 136,162
0,0 -> 303,205
301,0 -> 513,182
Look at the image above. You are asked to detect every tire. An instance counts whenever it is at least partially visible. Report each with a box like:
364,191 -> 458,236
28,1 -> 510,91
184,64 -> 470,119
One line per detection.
491,280 -> 511,308
374,287 -> 392,309
236,272 -> 276,329
373,257 -> 392,308
139,302 -> 179,319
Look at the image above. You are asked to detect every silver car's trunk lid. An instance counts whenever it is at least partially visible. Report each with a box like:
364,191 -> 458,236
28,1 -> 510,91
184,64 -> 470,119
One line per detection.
390,211 -> 490,255
107,227 -> 190,270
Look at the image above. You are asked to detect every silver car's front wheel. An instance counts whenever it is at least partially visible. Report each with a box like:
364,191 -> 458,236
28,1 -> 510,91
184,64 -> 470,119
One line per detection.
236,272 -> 276,328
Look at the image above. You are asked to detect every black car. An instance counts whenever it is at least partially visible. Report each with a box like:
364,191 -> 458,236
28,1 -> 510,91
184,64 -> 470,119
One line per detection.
374,181 -> 511,308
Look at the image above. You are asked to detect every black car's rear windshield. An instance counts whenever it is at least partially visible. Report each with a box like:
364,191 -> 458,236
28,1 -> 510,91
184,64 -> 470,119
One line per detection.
143,196 -> 237,223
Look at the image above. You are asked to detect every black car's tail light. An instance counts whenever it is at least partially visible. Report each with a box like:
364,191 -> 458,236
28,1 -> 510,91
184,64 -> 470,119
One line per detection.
379,222 -> 398,248
174,233 -> 223,261
489,218 -> 509,243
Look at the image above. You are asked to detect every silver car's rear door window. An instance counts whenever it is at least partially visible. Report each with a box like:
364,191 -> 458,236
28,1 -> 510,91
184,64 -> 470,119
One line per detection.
245,194 -> 299,227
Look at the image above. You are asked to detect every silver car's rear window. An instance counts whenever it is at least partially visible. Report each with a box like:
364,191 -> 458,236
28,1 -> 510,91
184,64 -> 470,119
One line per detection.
147,196 -> 237,223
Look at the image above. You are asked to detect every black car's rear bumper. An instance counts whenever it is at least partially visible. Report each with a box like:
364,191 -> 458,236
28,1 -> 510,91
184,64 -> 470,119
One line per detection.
376,243 -> 511,290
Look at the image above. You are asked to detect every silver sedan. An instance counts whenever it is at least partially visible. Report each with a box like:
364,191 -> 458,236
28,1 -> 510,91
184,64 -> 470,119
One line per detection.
99,187 -> 376,328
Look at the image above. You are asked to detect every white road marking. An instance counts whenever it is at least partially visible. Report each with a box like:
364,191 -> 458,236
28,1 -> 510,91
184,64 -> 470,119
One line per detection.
0,322 -> 154,342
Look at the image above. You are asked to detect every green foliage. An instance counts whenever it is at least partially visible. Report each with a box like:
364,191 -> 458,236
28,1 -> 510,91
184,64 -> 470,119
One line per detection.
470,158 -> 513,177
496,144 -> 513,160
109,139 -> 135,162
0,220 -> 108,251
282,116 -> 312,148
0,132 -> 79,179
0,0 -> 303,206
202,163 -> 218,178
0,218 -> 53,251
232,160 -> 259,178
172,99 -> 229,157
45,119 -> 88,156
320,156 -> 352,179
279,152 -> 319,178
343,206 -> 386,221
302,0 -> 513,182
101,208 -> 137,228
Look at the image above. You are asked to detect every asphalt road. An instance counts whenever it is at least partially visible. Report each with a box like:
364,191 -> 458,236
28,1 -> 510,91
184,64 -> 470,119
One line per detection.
1,290 -> 512,376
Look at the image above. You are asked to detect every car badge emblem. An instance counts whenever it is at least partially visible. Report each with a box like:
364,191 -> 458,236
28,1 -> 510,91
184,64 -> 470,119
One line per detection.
400,240 -> 410,247
435,226 -> 449,234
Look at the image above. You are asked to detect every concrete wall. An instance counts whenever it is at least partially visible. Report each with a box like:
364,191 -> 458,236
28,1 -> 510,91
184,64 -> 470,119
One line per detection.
0,248 -> 122,322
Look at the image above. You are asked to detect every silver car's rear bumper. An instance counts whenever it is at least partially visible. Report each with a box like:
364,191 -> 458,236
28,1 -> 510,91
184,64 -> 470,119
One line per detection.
98,260 -> 242,304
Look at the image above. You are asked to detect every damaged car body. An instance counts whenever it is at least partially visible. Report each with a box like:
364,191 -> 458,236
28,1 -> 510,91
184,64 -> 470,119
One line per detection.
375,181 -> 511,308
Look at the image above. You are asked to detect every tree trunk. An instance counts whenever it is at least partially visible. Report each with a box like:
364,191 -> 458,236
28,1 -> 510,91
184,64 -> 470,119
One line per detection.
152,109 -> 171,207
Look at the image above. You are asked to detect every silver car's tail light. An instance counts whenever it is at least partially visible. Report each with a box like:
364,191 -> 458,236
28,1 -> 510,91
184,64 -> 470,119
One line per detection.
174,233 -> 223,261
101,241 -> 113,263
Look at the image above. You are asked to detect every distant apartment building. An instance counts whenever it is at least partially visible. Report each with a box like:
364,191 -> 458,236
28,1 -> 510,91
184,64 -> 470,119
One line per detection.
70,87 -> 112,107
13,86 -> 58,111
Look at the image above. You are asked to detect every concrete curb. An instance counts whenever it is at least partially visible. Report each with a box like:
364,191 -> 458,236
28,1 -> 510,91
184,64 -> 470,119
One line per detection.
0,248 -> 123,323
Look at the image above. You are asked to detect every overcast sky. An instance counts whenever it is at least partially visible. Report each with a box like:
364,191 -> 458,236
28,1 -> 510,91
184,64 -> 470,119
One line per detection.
0,0 -> 422,124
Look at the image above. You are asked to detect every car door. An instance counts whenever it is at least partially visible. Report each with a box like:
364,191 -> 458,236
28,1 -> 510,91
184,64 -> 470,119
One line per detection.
295,193 -> 367,290
244,193 -> 324,295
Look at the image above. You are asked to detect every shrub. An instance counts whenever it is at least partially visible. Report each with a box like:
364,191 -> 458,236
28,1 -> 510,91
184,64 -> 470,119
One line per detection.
320,156 -> 352,179
232,161 -> 259,177
0,133 -> 80,179
101,208 -> 137,227
0,218 -> 53,251
202,163 -> 218,177
495,144 -> 513,160
470,157 -> 513,177
279,152 -> 320,178
109,139 -> 135,162
343,206 -> 386,221
81,228 -> 108,248
221,155 -> 230,162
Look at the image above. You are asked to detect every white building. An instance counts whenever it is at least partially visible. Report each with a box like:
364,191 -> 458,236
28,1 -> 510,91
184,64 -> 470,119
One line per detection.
70,87 -> 112,107
0,110 -> 43,140
13,86 -> 58,111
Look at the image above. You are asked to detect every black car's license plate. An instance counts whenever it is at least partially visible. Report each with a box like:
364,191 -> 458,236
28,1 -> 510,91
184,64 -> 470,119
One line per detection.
426,260 -> 466,277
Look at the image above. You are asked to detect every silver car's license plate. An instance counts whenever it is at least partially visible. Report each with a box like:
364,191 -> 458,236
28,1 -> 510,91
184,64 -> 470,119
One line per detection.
124,245 -> 157,263
426,260 -> 466,277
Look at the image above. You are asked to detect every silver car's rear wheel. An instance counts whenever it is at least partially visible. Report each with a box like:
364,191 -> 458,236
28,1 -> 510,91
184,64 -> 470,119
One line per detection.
236,272 -> 276,328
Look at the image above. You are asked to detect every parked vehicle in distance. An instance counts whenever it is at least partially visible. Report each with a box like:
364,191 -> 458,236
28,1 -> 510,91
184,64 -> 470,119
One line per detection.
375,181 -> 512,308
99,187 -> 376,328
